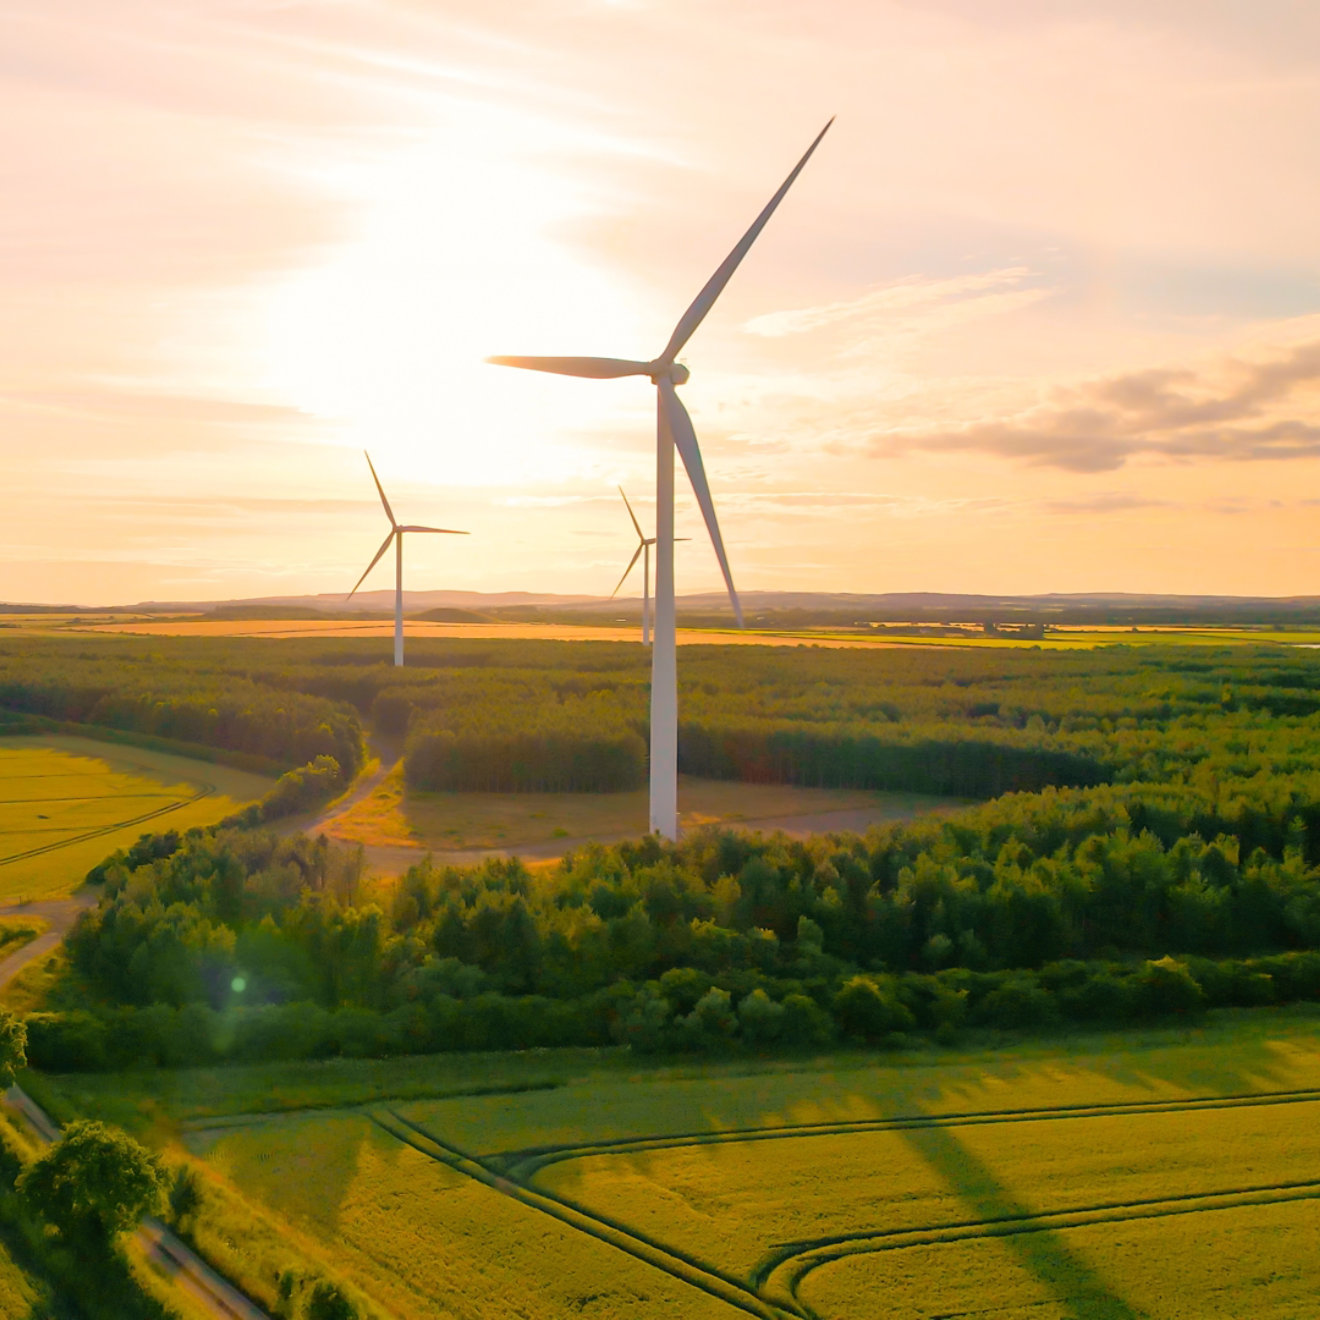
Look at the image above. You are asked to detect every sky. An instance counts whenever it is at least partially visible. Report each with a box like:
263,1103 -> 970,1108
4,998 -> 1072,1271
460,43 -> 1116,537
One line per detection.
5,0 -> 1320,605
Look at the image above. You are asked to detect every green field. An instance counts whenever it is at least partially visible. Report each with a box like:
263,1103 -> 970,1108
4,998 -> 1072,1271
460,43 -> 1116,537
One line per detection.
34,1009 -> 1314,1319
0,736 -> 272,899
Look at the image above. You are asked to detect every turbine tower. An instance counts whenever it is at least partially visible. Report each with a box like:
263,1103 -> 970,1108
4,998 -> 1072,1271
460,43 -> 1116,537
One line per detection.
348,451 -> 468,667
491,120 -> 833,838
611,487 -> 688,645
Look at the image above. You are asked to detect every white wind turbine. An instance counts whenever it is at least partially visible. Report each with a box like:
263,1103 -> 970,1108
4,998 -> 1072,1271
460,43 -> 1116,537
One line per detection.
348,451 -> 468,667
611,486 -> 689,646
490,120 -> 833,839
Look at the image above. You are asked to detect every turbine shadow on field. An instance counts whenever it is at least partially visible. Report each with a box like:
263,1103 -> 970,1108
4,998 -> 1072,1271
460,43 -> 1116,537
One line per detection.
897,1122 -> 1147,1320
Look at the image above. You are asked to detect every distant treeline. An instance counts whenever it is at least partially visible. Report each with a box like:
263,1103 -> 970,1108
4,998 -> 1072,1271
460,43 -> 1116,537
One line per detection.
0,641 -> 363,779
10,633 -> 1320,802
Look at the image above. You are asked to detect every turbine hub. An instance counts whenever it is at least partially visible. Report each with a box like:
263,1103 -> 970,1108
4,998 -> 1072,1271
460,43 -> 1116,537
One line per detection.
647,360 -> 690,386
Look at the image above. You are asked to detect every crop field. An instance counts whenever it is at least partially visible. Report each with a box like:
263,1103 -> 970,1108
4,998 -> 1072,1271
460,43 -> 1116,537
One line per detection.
0,736 -> 272,899
321,765 -> 962,853
142,1011 -> 1320,1319
19,614 -> 1320,652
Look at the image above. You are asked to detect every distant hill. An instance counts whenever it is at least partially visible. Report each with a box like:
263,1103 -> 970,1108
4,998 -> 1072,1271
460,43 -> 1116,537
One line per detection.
12,589 -> 1320,628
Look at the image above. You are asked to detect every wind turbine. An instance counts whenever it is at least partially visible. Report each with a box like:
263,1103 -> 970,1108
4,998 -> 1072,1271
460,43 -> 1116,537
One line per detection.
611,487 -> 689,646
490,119 -> 833,839
348,451 -> 468,667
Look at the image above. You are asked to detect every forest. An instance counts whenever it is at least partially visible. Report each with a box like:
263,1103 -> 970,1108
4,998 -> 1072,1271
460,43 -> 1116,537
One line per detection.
14,634 -> 1320,1066
10,631 -> 1320,797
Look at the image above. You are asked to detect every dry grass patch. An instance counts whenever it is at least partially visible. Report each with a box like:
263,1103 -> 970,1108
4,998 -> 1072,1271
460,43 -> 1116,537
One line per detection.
322,767 -> 954,852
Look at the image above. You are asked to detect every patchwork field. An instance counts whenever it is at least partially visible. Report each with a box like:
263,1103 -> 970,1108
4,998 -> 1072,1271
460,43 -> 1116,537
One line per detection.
0,736 -> 272,899
320,764 -> 963,854
105,1009 -> 1320,1320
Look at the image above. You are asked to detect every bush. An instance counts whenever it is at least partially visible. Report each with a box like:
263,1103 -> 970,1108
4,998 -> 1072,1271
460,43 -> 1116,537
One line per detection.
1137,956 -> 1206,1018
833,975 -> 914,1041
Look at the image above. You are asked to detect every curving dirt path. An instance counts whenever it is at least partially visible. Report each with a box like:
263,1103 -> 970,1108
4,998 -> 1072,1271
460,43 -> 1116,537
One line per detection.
0,891 -> 97,990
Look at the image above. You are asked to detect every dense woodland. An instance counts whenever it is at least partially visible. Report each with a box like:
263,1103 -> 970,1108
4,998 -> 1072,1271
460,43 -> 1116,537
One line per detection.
14,634 -> 1320,1064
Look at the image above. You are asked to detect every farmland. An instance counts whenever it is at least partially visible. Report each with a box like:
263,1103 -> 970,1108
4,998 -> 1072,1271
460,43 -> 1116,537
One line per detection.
21,614 -> 1320,651
0,736 -> 272,899
46,1008 -> 1306,1319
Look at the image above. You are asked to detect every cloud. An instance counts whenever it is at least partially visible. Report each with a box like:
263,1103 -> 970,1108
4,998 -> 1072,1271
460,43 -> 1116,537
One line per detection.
744,268 -> 1051,345
1041,492 -> 1172,514
870,339 -> 1320,471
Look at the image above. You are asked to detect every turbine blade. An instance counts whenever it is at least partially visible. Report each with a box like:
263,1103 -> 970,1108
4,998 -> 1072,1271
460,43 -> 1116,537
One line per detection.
348,530 -> 395,600
397,525 -> 469,535
612,543 -> 644,598
364,451 -> 397,527
659,119 -> 834,365
486,356 -> 652,379
659,379 -> 743,626
619,486 -> 645,542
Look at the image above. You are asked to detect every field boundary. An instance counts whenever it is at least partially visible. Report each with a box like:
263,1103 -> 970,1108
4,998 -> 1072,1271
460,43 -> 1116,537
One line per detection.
0,781 -> 215,869
371,1107 -> 802,1320
766,1177 -> 1320,1312
0,716 -> 285,777
497,1083 -> 1320,1179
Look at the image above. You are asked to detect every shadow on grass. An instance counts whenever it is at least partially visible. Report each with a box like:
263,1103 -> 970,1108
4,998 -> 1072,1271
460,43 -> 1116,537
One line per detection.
899,1121 -> 1148,1320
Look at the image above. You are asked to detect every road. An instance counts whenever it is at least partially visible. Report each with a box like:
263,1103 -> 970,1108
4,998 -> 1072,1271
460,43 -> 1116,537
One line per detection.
0,891 -> 270,1320
0,890 -> 97,991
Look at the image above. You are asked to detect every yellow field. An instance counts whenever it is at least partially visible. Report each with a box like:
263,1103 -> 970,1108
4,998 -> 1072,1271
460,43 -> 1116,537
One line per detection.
322,764 -> 960,853
186,1112 -> 741,1320
0,736 -> 272,898
16,614 -> 1320,651
157,1011 -> 1320,1319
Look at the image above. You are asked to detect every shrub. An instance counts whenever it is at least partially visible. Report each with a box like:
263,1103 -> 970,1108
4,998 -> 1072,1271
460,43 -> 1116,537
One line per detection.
833,975 -> 914,1041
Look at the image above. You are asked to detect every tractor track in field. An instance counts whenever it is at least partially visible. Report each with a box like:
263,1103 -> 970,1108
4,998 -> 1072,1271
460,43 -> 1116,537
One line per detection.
0,781 -> 215,867
494,1083 -> 1320,1180
763,1177 -> 1320,1315
370,1107 -> 804,1320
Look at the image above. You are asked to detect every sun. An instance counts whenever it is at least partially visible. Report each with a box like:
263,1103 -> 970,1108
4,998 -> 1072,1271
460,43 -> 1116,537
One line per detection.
258,116 -> 657,488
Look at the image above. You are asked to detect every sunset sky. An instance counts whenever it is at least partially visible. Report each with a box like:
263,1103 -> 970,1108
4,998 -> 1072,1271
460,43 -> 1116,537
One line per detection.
6,0 -> 1320,604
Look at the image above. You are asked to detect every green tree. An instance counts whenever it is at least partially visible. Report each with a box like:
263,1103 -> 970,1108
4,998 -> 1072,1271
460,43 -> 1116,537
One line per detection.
306,1280 -> 359,1320
0,1007 -> 26,1087
19,1120 -> 166,1245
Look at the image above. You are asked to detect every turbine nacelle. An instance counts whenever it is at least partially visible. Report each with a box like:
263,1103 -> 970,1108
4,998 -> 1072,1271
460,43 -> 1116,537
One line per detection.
649,361 -> 690,386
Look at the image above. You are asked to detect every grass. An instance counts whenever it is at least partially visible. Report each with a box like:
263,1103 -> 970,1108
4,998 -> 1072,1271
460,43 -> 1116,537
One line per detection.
321,766 -> 961,852
0,735 -> 272,899
0,949 -> 67,1014
0,1235 -> 54,1318
34,1006 -> 1320,1319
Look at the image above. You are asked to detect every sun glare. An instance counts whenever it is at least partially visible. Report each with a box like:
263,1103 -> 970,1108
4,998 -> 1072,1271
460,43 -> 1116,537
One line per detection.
260,120 -> 655,488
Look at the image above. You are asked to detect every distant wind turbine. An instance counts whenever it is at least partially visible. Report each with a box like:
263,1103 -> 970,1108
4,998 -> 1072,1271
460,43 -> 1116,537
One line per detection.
491,120 -> 833,838
348,451 -> 468,667
612,487 -> 688,646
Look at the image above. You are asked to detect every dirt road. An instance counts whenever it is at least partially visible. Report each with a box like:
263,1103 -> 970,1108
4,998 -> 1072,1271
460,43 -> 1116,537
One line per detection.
0,891 -> 97,989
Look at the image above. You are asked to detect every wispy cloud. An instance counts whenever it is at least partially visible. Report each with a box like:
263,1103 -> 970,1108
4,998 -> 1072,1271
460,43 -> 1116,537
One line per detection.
868,339 -> 1320,472
742,268 -> 1053,358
